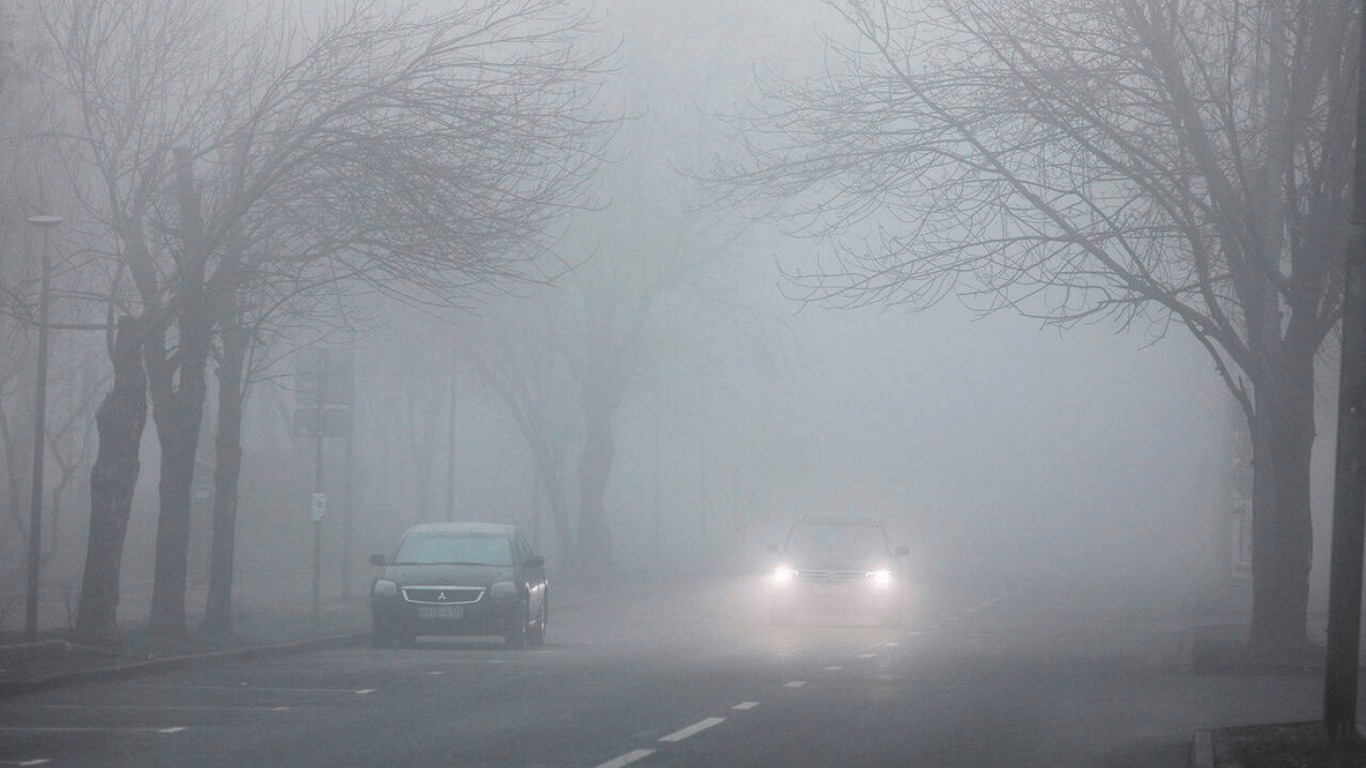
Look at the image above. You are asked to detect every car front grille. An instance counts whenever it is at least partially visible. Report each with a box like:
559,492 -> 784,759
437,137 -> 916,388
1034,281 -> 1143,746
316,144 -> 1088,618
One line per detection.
402,586 -> 484,605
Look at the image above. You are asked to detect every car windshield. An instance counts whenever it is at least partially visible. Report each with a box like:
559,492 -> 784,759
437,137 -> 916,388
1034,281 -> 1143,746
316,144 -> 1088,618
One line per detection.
785,523 -> 885,552
392,533 -> 513,566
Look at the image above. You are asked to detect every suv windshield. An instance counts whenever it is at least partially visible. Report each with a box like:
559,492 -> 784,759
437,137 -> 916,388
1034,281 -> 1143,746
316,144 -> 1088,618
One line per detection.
785,522 -> 886,553
393,533 -> 513,566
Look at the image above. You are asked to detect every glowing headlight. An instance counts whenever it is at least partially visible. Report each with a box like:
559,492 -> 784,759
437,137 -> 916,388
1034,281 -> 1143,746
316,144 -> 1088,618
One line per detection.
867,569 -> 894,588
489,581 -> 518,600
372,579 -> 398,599
771,565 -> 797,585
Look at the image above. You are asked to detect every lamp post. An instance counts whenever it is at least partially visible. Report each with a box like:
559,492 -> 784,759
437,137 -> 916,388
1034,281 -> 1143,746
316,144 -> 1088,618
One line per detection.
23,214 -> 62,641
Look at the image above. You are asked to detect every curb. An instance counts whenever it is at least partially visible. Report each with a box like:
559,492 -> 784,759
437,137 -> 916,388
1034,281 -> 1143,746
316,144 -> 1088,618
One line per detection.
0,631 -> 370,697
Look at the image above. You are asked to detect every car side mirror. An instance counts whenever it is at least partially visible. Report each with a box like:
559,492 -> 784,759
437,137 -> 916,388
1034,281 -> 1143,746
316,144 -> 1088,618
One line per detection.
766,542 -> 780,553
894,546 -> 908,557
369,554 -> 387,567
524,555 -> 545,569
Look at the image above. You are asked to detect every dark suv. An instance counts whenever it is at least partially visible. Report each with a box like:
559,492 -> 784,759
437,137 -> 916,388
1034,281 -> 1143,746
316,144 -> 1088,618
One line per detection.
764,517 -> 908,626
368,522 -> 548,648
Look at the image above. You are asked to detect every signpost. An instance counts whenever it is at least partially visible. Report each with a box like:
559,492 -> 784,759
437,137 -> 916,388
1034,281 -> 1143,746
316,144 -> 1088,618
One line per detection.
294,348 -> 353,620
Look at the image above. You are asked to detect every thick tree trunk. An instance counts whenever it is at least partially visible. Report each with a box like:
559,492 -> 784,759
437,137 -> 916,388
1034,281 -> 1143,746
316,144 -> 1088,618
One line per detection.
147,147 -> 213,636
1250,348 -> 1317,653
75,316 -> 147,644
202,320 -> 247,637
532,441 -> 574,570
147,393 -> 205,635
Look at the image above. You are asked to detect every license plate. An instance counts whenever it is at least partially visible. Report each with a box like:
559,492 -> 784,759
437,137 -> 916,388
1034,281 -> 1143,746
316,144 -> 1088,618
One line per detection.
418,605 -> 463,619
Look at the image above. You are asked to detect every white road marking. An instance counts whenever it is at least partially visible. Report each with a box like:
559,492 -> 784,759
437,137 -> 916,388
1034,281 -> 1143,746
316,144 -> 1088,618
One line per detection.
592,749 -> 655,768
928,624 -> 942,630
884,642 -> 899,647
783,681 -> 806,688
659,717 -> 725,742
426,671 -> 445,676
3,761 -> 52,766
824,666 -> 843,672
157,727 -> 185,734
859,653 -> 877,659
963,595 -> 1007,614
906,631 -> 922,636
732,702 -> 759,710
356,689 -> 376,695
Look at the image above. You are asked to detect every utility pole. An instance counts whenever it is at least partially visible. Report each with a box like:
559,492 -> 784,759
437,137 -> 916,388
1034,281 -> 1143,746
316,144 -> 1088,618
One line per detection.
1322,0 -> 1366,742
24,215 -> 61,641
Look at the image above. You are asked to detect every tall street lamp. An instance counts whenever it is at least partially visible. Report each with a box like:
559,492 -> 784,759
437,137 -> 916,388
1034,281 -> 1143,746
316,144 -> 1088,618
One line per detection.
24,214 -> 62,641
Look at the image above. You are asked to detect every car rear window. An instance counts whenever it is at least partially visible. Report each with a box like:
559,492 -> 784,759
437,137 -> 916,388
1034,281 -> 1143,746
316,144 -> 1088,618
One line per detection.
393,533 -> 513,566
785,523 -> 885,552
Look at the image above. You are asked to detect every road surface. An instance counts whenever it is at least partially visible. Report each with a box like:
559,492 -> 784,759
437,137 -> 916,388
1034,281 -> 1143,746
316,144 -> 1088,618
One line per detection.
0,571 -> 1330,767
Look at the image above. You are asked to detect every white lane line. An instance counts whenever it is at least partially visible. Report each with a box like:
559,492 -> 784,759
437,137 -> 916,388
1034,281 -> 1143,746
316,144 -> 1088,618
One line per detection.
884,642 -> 900,647
592,749 -> 655,768
2,761 -> 51,766
356,689 -> 376,695
659,717 -> 726,742
783,681 -> 806,688
157,727 -> 186,734
859,653 -> 877,659
963,595 -> 1007,614
732,702 -> 759,711
824,666 -> 843,672
426,671 -> 445,676
927,624 -> 942,630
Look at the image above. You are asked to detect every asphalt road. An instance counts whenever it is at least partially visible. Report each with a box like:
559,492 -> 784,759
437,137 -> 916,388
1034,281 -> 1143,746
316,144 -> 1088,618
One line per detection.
0,571 -> 1332,768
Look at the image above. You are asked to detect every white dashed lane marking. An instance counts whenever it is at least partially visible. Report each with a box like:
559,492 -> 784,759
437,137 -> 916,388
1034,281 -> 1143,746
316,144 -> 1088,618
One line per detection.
732,702 -> 759,711
659,717 -> 726,742
783,681 -> 806,688
592,748 -> 655,768
824,666 -> 843,671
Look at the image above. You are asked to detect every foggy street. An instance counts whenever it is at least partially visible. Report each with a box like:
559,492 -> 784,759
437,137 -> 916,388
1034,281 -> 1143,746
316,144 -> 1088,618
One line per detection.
0,571 -> 1333,768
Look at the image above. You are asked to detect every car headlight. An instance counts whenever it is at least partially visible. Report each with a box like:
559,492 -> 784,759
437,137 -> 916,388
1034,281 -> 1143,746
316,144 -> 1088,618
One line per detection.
489,581 -> 519,600
372,579 -> 398,599
771,565 -> 797,586
867,569 -> 894,588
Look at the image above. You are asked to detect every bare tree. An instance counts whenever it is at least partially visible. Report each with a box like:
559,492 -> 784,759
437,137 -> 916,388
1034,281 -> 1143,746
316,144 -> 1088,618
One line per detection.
39,0 -> 615,639
712,0 -> 1352,653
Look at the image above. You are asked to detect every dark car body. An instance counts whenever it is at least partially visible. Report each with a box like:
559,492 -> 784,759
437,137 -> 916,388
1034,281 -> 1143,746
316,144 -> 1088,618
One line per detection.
369,522 -> 548,648
764,517 -> 908,625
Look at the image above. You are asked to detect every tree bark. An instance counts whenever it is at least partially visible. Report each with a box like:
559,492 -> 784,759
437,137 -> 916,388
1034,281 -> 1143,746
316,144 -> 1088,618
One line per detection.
202,318 -> 247,637
1250,346 -> 1318,653
147,147 -> 213,636
75,316 -> 147,644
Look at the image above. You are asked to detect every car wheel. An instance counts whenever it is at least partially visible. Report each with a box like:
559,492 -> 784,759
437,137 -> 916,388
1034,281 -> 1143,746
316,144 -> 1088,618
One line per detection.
505,600 -> 530,649
372,622 -> 396,649
528,597 -> 547,647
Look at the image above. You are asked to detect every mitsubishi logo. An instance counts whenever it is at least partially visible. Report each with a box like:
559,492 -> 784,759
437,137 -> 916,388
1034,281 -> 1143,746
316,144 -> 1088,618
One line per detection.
438,592 -> 448,602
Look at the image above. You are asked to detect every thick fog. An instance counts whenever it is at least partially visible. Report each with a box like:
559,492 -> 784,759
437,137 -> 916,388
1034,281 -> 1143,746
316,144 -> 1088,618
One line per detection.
8,0 -> 1341,629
